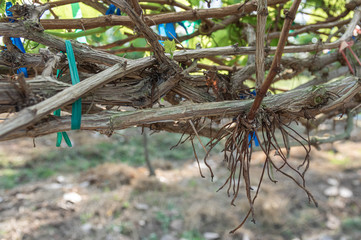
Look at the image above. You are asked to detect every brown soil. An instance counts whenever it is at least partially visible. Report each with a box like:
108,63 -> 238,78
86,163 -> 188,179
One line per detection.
0,132 -> 361,240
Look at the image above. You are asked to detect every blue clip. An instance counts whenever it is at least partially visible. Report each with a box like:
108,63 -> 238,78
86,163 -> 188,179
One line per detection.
5,2 -> 28,77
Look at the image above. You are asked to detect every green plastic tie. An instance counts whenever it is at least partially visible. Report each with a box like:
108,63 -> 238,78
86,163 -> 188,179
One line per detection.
54,109 -> 72,147
65,40 -> 82,130
54,68 -> 72,147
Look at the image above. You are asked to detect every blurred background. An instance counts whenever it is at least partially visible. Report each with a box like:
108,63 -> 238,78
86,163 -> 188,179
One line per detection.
0,121 -> 361,240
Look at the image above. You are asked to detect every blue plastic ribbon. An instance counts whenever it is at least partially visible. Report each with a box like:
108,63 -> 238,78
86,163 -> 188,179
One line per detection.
5,2 -> 28,77
165,23 -> 177,40
157,20 -> 198,46
239,90 -> 259,147
158,23 -> 177,40
248,131 -> 259,147
105,4 -> 121,15
239,89 -> 257,100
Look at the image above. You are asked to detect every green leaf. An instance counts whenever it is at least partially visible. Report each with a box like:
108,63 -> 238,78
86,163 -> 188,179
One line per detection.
189,0 -> 200,7
79,2 -> 102,17
164,39 -> 176,58
51,4 -> 74,19
0,1 -> 5,15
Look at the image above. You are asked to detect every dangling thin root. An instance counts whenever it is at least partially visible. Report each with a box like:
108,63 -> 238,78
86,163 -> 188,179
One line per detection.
183,109 -> 317,233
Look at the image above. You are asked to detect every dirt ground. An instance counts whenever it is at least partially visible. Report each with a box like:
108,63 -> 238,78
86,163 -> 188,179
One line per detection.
0,127 -> 361,240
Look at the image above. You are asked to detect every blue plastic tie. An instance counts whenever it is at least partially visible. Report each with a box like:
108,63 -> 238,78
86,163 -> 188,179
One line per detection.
105,4 -> 121,15
239,89 -> 256,99
158,23 -> 177,40
159,40 -> 165,46
105,4 -> 116,14
158,24 -> 166,45
158,24 -> 167,37
5,2 -> 28,77
65,40 -> 82,130
248,131 -> 260,147
5,2 -> 14,22
165,23 -> 177,40
239,90 -> 259,147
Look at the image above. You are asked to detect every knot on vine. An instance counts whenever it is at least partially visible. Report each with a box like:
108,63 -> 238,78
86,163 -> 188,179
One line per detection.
310,85 -> 339,108
283,9 -> 295,20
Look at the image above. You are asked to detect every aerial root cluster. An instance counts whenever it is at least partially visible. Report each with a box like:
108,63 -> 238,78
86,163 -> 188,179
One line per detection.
182,110 -> 318,233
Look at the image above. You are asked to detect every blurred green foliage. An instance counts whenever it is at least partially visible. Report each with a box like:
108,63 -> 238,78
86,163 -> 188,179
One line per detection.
342,217 -> 361,232
181,230 -> 205,240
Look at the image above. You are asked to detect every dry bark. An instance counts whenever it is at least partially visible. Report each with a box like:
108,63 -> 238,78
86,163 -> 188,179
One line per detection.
247,0 -> 302,121
255,0 -> 267,88
0,0 -> 360,144
0,58 -> 154,138
39,0 -> 288,29
2,76 -> 360,141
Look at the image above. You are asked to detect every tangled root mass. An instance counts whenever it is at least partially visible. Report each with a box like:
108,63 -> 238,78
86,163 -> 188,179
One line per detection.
183,109 -> 318,233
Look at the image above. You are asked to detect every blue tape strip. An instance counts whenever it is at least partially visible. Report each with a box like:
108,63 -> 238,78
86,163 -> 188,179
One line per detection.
105,4 -> 121,15
105,4 -> 116,15
5,2 -> 14,21
5,2 -> 28,77
158,24 -> 167,37
248,131 -> 259,147
165,23 -> 177,40
239,90 -> 259,147
158,23 -> 177,40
